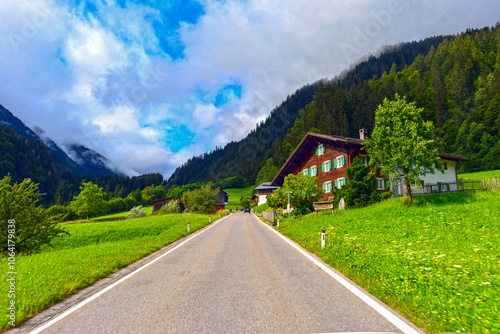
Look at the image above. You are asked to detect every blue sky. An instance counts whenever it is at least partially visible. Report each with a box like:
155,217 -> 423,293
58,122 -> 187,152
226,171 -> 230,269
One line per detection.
1,0 -> 499,177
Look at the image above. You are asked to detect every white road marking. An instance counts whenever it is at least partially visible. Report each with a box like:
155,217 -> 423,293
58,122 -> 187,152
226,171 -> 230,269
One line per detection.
29,215 -> 230,334
256,214 -> 421,334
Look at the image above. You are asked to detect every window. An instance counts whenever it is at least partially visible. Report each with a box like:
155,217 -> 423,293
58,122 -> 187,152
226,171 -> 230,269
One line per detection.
376,178 -> 385,190
323,181 -> 332,193
311,165 -> 317,176
359,155 -> 368,166
322,160 -> 331,173
302,169 -> 308,176
316,144 -> 325,156
335,177 -> 346,189
334,155 -> 345,168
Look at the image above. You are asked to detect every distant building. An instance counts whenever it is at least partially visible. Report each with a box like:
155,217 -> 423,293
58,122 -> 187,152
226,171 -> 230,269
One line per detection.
152,197 -> 185,213
250,194 -> 259,204
215,189 -> 229,211
254,182 -> 280,205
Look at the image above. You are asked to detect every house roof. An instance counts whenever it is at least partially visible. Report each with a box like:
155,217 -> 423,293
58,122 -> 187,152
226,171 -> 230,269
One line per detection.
437,152 -> 478,163
254,182 -> 280,190
270,133 -> 365,186
270,132 -> 476,186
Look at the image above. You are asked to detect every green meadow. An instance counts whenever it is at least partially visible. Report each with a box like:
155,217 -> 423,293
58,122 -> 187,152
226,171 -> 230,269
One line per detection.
0,213 -> 217,331
458,169 -> 500,181
276,191 -> 499,334
224,186 -> 255,210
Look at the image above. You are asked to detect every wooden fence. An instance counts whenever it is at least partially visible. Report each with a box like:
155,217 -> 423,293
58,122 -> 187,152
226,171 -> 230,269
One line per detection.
412,178 -> 499,196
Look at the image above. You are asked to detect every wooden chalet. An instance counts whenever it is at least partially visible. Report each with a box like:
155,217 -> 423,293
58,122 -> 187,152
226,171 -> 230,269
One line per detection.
254,182 -> 280,205
215,189 -> 229,211
270,130 -> 475,200
152,197 -> 185,213
250,194 -> 259,204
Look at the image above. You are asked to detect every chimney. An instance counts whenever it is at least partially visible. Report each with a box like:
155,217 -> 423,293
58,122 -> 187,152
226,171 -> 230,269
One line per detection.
359,129 -> 367,140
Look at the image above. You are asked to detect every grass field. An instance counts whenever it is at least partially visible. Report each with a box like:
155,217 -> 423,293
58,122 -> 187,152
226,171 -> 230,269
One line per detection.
458,169 -> 500,180
275,191 -> 499,334
224,186 -> 255,210
91,206 -> 153,221
0,213 -> 218,331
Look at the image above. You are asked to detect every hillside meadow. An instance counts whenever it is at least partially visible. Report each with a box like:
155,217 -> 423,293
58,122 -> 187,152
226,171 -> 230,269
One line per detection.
0,213 -> 218,331
224,186 -> 255,210
275,191 -> 499,334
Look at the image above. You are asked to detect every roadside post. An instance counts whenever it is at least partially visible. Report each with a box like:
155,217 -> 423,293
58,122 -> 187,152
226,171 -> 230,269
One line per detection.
277,218 -> 279,227
321,230 -> 325,248
187,222 -> 190,233
209,216 -> 212,223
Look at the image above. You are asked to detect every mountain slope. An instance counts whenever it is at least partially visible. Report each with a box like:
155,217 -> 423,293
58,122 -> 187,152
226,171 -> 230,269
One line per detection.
0,104 -> 117,178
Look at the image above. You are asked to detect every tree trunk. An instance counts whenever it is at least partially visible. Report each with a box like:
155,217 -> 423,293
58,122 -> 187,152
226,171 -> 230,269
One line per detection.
404,174 -> 412,204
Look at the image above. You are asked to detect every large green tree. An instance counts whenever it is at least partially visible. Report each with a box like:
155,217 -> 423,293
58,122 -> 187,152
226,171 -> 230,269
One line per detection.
364,94 -> 442,204
0,176 -> 67,253
69,182 -> 107,219
267,174 -> 322,215
181,184 -> 218,214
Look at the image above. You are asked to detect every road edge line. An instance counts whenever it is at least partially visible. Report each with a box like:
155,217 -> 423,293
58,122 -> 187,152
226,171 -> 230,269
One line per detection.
28,215 -> 231,334
254,214 -> 422,334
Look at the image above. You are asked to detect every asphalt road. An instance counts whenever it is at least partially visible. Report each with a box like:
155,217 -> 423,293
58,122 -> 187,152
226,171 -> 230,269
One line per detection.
33,212 -> 421,334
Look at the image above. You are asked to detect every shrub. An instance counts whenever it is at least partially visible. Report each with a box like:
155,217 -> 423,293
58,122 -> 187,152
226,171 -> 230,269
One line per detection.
0,176 -> 68,253
127,205 -> 146,219
153,200 -> 180,215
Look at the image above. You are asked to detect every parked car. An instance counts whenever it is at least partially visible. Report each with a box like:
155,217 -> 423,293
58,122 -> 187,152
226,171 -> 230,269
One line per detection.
243,206 -> 251,213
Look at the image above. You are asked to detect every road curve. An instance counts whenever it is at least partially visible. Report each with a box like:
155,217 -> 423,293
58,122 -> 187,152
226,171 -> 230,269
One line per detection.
32,212 -> 421,334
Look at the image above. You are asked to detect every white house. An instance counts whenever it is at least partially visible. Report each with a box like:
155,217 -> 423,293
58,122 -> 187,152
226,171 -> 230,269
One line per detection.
391,153 -> 475,196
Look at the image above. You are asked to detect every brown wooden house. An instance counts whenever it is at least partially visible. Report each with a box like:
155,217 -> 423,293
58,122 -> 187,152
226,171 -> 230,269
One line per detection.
270,131 -> 376,201
270,130 -> 474,200
152,197 -> 185,213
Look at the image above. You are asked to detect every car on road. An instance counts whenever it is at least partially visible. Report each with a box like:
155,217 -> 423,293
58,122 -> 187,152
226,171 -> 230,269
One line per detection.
243,206 -> 251,213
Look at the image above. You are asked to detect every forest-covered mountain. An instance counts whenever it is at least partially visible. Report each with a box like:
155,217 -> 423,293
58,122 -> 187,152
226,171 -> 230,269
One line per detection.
166,33 -> 451,186
282,25 -> 500,172
0,105 -> 163,205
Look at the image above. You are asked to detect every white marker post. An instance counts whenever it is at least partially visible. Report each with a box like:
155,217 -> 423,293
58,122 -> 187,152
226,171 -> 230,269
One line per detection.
209,216 -> 212,223
219,213 -> 221,218
187,223 -> 190,233
277,218 -> 279,227
321,230 -> 326,248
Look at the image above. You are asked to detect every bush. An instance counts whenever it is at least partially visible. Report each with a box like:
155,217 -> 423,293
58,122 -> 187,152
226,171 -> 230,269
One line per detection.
46,205 -> 78,222
127,205 -> 147,219
153,200 -> 180,215
0,176 -> 68,253
182,184 -> 218,213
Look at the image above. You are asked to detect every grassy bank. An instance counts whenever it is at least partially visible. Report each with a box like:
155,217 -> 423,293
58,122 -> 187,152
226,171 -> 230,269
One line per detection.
276,191 -> 499,333
0,213 -> 217,331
